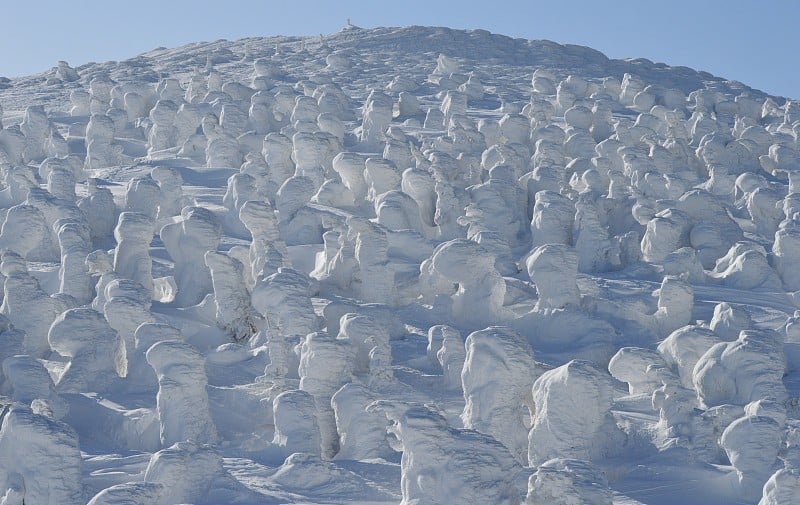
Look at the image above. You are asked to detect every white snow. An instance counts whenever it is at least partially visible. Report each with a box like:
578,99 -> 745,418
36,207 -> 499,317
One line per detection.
0,23 -> 797,505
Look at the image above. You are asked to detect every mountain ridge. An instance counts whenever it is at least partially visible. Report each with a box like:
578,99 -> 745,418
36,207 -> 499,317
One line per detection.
0,25 -> 781,118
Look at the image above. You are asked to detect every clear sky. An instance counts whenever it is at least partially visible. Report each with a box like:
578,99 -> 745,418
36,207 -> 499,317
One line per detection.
1,0 -> 798,98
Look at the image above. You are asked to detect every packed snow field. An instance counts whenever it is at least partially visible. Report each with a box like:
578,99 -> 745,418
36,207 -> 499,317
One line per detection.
0,24 -> 799,504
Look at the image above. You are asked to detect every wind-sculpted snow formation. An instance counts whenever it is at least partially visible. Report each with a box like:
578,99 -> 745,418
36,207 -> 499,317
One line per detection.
0,24 -> 798,505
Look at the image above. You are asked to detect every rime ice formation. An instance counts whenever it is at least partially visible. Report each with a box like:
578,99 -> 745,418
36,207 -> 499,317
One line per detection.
272,389 -> 322,456
56,219 -> 93,304
48,307 -> 126,393
20,106 -> 52,163
251,267 -> 320,336
0,204 -> 51,261
311,229 -> 357,293
146,340 -> 218,446
360,90 -> 393,149
526,244 -> 581,310
298,331 -> 355,458
608,346 -> 672,395
760,469 -> 800,505
142,441 -> 225,505
774,223 -> 800,291
78,178 -> 118,246
239,199 -> 288,284
710,301 -> 753,340
223,172 -> 257,228
435,325 -> 466,391
85,114 -> 127,169
721,414 -> 783,500
124,175 -> 162,219
653,275 -> 694,336
337,312 -> 390,375
160,206 -> 221,306
0,406 -> 83,505
526,458 -> 613,505
461,326 -> 537,462
150,166 -> 185,221
147,100 -> 178,154
693,329 -> 786,408
55,61 -> 80,82
113,212 -> 155,298
331,383 -> 395,460
428,238 -> 508,327
86,482 -> 164,505
3,23 -> 800,505
370,402 -> 522,505
426,323 -> 449,369
710,242 -> 783,290
276,175 -> 322,245
0,321 -> 24,375
349,216 -> 395,305
130,322 -> 182,389
2,354 -> 68,419
658,324 -> 720,394
86,249 -> 116,311
204,250 -> 259,341
103,278 -> 157,359
1,254 -> 75,357
528,360 -> 622,465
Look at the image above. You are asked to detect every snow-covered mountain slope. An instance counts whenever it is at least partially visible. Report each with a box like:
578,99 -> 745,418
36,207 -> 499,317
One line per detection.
0,25 -> 774,117
0,24 -> 799,505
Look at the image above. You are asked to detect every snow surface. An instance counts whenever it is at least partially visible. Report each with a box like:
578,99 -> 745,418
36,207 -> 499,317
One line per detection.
0,23 -> 799,504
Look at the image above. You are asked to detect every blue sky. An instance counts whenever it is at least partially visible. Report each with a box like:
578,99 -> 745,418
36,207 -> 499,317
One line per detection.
1,0 -> 798,98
